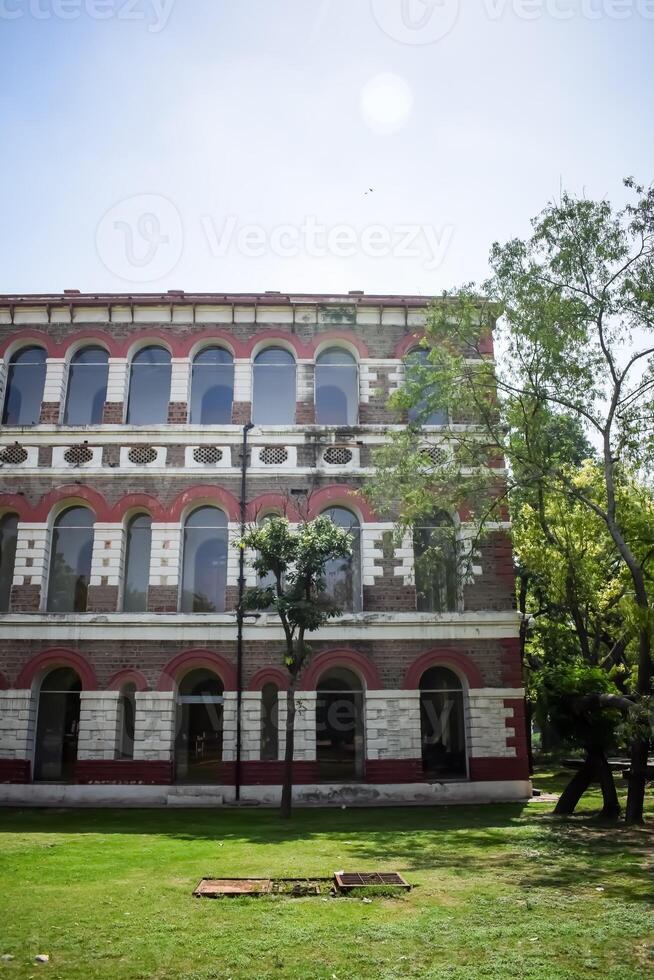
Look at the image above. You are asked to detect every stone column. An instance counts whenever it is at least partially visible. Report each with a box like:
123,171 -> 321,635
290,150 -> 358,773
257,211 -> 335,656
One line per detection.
466,690 -> 516,760
0,689 -> 36,761
277,691 -> 316,761
40,358 -> 66,423
365,690 -> 421,761
103,358 -> 128,423
221,691 -> 238,762
148,523 -> 181,612
168,357 -> 190,423
133,692 -> 176,761
232,358 -> 252,424
10,522 -> 50,611
240,691 -> 262,762
87,523 -> 124,612
77,691 -> 121,760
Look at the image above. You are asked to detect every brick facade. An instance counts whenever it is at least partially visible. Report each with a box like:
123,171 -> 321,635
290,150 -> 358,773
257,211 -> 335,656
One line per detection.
0,291 -> 528,804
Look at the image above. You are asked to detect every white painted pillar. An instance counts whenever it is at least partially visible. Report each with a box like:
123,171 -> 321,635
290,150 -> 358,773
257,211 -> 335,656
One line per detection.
365,690 -> 421,760
77,691 -> 121,760
466,690 -> 518,759
133,692 -> 176,761
221,691 -> 238,761
106,357 -> 128,408
233,358 -> 252,403
240,691 -> 262,761
170,357 -> 190,405
42,357 -> 67,410
149,524 -> 181,589
0,690 -> 35,760
90,523 -> 124,587
12,522 -> 50,594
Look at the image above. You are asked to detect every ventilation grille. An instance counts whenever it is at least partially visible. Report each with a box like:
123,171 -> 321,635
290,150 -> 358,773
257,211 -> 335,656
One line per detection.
128,445 -> 158,465
323,446 -> 353,466
193,446 -> 223,465
421,446 -> 448,466
259,446 -> 288,465
0,443 -> 28,465
64,444 -> 94,466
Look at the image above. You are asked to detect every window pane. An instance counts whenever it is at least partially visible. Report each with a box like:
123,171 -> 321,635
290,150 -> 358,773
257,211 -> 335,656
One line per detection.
252,348 -> 296,424
413,514 -> 458,612
315,348 -> 358,425
123,514 -> 152,612
260,683 -> 279,761
126,347 -> 171,424
181,507 -> 228,612
0,514 -> 18,612
64,347 -> 109,425
322,507 -> 361,613
190,348 -> 234,424
2,347 -> 47,425
47,507 -> 94,613
420,689 -> 466,777
406,348 -> 447,425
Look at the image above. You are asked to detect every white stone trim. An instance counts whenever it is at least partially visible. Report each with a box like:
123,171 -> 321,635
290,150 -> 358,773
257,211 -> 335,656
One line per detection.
0,444 -> 38,468
11,523 -> 49,590
133,692 -> 175,762
170,358 -> 190,404
106,358 -> 128,405
467,691 -> 517,759
184,445 -> 231,469
52,445 -> 103,469
120,445 -> 167,468
365,690 -> 421,761
77,691 -> 121,760
250,445 -> 297,469
42,358 -> 66,406
149,524 -> 181,588
90,524 -> 124,587
0,689 -> 35,759
233,359 -> 251,402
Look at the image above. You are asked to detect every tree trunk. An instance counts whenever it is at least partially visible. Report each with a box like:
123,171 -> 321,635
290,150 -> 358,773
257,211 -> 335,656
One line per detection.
554,748 -> 620,818
280,677 -> 297,819
625,736 -> 649,826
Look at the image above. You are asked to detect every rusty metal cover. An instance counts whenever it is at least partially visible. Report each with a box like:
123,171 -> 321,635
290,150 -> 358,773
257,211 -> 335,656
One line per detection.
334,872 -> 411,891
194,878 -> 272,897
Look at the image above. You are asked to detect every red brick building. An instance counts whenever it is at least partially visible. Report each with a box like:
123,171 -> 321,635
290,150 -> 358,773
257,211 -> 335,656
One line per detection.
0,291 -> 529,805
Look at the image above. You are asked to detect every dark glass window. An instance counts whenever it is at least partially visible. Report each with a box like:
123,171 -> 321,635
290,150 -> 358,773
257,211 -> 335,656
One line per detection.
0,513 -> 18,612
322,507 -> 361,613
117,683 -> 136,760
34,667 -> 82,782
316,667 -> 364,781
406,348 -> 447,425
315,348 -> 358,425
126,347 -> 171,424
123,514 -> 152,612
2,347 -> 47,426
47,507 -> 94,613
63,347 -> 109,425
252,348 -> 296,424
413,512 -> 458,613
175,669 -> 224,784
190,347 -> 234,424
260,682 -> 279,761
419,667 -> 466,778
181,507 -> 228,612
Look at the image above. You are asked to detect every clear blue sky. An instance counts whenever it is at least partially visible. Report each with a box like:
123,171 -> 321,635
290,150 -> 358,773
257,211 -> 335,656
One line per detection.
1,0 -> 652,296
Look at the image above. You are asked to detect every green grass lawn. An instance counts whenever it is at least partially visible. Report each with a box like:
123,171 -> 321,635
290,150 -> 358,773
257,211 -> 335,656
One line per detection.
0,771 -> 652,980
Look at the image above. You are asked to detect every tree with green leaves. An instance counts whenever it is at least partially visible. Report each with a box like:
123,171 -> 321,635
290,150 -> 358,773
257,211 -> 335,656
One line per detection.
368,179 -> 654,823
238,515 -> 352,818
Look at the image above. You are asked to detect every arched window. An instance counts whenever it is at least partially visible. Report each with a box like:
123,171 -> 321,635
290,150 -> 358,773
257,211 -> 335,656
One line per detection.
181,507 -> 228,613
47,507 -> 94,613
419,666 -> 466,778
322,507 -> 361,613
126,347 -> 171,424
316,667 -> 364,780
34,667 -> 81,782
260,682 -> 279,761
123,514 -> 152,612
64,347 -> 109,425
405,348 -> 447,425
413,512 -> 458,613
190,347 -> 234,424
175,668 -> 224,783
117,682 -> 136,760
2,347 -> 47,425
252,348 -> 296,425
315,348 -> 358,425
0,513 -> 18,612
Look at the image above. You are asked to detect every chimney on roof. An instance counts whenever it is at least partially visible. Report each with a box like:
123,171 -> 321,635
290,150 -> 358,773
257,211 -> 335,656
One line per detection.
167,290 -> 185,296
348,290 -> 364,296
64,289 -> 80,295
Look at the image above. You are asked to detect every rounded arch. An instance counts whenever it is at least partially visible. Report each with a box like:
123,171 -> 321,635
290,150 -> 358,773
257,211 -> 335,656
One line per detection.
125,335 -> 174,361
61,333 -> 113,362
245,493 -> 300,523
0,331 -> 56,359
394,333 -> 425,359
157,649 -> 237,692
167,485 -> 240,523
313,333 -> 368,360
308,486 -> 376,523
0,495 -> 30,521
247,331 -> 311,359
300,649 -> 381,691
17,648 -> 98,691
403,649 -> 483,690
187,334 -> 239,360
248,666 -> 289,692
31,485 -> 108,523
107,668 -> 149,693
110,493 -> 166,523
